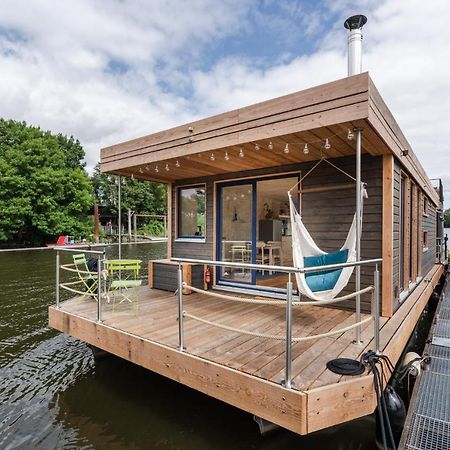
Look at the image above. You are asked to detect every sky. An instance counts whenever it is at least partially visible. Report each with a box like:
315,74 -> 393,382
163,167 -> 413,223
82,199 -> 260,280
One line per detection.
1,0 -> 450,203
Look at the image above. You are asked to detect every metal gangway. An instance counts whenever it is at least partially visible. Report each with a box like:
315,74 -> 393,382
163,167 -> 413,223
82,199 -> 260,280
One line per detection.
400,272 -> 450,450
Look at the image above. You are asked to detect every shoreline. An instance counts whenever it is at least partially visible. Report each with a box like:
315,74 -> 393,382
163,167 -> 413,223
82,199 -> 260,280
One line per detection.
0,238 -> 167,252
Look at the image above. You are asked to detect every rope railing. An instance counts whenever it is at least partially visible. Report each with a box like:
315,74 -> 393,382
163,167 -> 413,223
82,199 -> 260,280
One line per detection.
174,258 -> 382,390
184,311 -> 373,342
59,280 -> 97,297
183,282 -> 374,306
60,263 -> 97,276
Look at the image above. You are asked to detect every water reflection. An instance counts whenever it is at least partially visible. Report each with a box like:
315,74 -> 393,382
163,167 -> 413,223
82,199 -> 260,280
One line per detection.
0,243 -> 377,449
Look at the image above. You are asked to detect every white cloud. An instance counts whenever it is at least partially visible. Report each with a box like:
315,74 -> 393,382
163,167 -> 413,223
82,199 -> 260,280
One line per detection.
1,0 -> 450,206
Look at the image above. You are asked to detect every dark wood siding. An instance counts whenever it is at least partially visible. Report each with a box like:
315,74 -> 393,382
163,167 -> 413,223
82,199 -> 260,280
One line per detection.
392,158 -> 437,312
422,202 -> 436,276
171,155 -> 384,313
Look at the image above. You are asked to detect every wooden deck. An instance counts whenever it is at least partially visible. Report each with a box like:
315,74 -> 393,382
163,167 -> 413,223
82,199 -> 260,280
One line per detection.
49,264 -> 444,435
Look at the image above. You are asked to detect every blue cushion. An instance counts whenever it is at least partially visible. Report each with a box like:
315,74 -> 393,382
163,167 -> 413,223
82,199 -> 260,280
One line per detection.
304,250 -> 348,292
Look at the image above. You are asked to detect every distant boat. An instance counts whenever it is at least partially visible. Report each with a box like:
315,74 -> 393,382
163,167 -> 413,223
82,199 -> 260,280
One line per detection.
46,235 -> 77,247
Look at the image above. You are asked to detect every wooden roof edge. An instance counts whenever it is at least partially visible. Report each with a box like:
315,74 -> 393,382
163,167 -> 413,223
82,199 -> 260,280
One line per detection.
367,75 -> 440,205
100,73 -> 370,160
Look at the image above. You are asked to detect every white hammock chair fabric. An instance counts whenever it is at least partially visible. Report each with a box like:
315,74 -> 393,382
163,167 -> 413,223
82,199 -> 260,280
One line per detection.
288,180 -> 367,302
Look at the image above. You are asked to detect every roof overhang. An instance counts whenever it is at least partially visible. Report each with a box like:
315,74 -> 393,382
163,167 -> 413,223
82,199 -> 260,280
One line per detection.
100,73 -> 439,205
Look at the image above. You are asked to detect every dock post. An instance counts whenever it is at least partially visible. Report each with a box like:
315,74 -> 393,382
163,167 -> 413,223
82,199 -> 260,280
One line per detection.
177,264 -> 184,351
56,251 -> 60,308
97,257 -> 102,323
373,263 -> 381,354
355,127 -> 362,345
282,273 -> 293,388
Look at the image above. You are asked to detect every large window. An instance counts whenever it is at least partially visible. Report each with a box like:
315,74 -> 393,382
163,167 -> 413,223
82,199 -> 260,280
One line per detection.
178,185 -> 206,238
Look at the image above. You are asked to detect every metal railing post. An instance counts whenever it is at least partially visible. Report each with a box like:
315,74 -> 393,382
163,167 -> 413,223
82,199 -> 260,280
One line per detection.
373,263 -> 381,354
355,127 -> 362,345
283,273 -> 293,388
177,264 -> 184,351
56,251 -> 60,308
97,257 -> 102,323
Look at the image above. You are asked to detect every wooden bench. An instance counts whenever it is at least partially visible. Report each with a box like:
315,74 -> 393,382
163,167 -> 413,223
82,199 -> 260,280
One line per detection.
148,259 -> 206,295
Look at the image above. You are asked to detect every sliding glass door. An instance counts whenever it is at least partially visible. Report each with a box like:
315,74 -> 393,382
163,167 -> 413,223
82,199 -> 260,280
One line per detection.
217,174 -> 299,291
218,183 -> 255,284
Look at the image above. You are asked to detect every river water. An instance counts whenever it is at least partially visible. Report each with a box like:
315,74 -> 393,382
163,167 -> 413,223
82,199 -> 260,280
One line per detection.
0,243 -> 377,450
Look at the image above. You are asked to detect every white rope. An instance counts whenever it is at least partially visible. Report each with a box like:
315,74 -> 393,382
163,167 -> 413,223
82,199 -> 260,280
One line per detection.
60,263 -> 97,276
296,286 -> 374,305
59,282 -> 97,297
184,311 -> 373,342
293,316 -> 373,342
183,283 -> 373,307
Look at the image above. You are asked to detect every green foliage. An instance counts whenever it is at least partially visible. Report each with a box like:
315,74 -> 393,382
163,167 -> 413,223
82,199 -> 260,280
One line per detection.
0,119 -> 93,245
444,208 -> 450,228
138,220 -> 165,237
92,164 -> 167,216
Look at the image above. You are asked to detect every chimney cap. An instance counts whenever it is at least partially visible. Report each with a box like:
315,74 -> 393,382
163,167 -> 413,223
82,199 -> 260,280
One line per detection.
344,15 -> 367,30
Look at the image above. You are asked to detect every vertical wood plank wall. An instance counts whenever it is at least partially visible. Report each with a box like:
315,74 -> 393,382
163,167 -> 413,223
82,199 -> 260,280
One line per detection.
392,158 -> 438,313
171,155 -> 383,313
382,155 -> 394,316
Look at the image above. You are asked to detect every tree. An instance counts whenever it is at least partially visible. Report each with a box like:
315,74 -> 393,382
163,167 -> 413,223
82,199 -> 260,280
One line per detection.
444,208 -> 450,228
92,164 -> 167,216
0,119 -> 93,246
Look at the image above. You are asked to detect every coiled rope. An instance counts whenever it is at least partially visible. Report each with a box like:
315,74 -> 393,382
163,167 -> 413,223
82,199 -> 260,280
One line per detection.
183,283 -> 373,306
183,311 -> 373,342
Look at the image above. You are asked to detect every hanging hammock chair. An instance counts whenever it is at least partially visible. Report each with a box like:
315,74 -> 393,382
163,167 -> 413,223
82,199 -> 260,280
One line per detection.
288,158 -> 368,301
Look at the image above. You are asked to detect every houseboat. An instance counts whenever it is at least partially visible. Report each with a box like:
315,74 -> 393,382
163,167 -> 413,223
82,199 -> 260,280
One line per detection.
49,16 -> 446,437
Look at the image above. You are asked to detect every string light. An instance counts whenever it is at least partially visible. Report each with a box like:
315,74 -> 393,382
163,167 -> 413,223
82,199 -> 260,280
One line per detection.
175,160 -> 180,167
224,151 -> 230,161
284,143 -> 289,154
145,165 -> 150,171
165,163 -> 170,171
210,153 -> 215,161
239,147 -> 245,158
347,129 -> 354,140
254,143 -> 260,151
303,143 -> 309,155
323,138 -> 331,150
268,141 -> 273,150
155,165 -> 159,173
139,167 -> 143,173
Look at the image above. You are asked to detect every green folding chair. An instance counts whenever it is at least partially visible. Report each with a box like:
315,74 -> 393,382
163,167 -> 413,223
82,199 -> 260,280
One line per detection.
72,254 -> 98,300
104,259 -> 142,312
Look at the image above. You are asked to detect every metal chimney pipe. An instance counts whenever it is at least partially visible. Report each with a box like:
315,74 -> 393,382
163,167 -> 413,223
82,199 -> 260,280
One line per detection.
344,15 -> 367,76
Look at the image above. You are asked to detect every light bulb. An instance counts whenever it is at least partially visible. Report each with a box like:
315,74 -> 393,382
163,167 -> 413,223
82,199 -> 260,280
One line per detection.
155,165 -> 159,173
324,138 -> 331,150
210,153 -> 215,161
239,147 -> 244,158
224,152 -> 230,161
254,143 -> 260,151
145,165 -> 150,171
303,143 -> 309,155
284,143 -> 289,154
175,160 -> 180,167
165,163 -> 170,171
268,141 -> 273,150
347,129 -> 354,140
139,167 -> 143,173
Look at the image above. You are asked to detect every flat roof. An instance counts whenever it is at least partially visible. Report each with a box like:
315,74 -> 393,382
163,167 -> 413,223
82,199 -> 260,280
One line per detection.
100,73 -> 439,204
